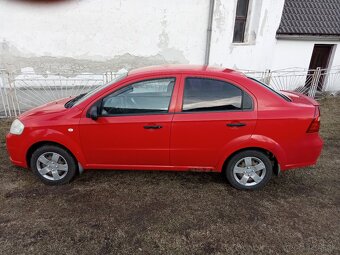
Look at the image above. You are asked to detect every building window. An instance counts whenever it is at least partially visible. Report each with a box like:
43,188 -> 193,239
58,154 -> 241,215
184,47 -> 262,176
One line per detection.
232,0 -> 250,43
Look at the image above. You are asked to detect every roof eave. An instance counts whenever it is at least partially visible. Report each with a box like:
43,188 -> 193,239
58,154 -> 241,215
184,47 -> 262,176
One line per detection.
276,33 -> 340,41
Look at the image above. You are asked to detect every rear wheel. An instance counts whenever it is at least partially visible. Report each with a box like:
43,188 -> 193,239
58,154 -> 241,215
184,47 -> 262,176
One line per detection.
225,150 -> 272,190
30,145 -> 77,185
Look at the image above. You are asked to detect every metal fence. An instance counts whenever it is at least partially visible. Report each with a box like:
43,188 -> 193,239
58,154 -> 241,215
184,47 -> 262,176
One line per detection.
244,66 -> 340,98
0,70 -> 118,118
0,67 -> 339,118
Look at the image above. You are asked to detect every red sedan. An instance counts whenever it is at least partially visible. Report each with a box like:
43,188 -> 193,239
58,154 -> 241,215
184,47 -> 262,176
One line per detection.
6,65 -> 323,190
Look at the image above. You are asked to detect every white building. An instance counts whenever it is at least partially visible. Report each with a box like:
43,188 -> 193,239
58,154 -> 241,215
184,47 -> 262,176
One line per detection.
0,0 -> 340,92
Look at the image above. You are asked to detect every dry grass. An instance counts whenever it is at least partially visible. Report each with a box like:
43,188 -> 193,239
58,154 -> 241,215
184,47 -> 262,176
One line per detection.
0,97 -> 339,254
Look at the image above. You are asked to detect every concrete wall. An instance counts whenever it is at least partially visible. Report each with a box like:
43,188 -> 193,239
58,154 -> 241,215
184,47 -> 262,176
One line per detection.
0,0 -> 209,73
0,0 -> 339,84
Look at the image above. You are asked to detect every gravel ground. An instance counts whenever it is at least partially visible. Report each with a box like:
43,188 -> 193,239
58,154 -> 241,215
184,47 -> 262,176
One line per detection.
0,97 -> 339,255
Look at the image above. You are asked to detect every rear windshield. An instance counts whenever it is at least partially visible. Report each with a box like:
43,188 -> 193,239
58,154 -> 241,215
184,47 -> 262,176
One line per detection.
248,77 -> 291,102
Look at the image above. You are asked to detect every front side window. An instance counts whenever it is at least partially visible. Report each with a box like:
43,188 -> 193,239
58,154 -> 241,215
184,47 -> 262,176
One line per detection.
182,78 -> 245,112
70,73 -> 128,108
232,0 -> 250,43
101,78 -> 175,116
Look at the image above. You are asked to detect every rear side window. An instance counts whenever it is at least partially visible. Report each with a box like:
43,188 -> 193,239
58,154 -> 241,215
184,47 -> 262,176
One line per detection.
242,92 -> 253,109
101,78 -> 175,116
182,78 -> 252,112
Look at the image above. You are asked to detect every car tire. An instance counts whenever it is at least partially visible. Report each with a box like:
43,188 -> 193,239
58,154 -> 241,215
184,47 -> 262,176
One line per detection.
30,145 -> 77,185
225,150 -> 272,190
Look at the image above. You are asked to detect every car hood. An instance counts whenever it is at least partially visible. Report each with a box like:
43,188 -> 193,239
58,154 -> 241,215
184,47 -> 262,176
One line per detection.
19,97 -> 73,119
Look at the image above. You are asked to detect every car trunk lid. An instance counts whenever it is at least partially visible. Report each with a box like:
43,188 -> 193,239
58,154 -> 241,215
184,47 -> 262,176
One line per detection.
281,91 -> 319,106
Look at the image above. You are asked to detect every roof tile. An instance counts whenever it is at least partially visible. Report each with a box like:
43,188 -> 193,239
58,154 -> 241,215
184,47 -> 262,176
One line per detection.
276,0 -> 340,36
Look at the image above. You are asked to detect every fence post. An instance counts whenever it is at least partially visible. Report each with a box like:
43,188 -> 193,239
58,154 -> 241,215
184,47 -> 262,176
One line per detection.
263,69 -> 272,85
308,67 -> 321,98
0,70 -> 9,117
1,70 -> 13,117
7,72 -> 20,117
10,72 -> 21,115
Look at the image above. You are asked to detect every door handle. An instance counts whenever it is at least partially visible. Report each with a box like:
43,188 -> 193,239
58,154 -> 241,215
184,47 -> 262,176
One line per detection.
144,125 -> 163,129
226,122 -> 246,127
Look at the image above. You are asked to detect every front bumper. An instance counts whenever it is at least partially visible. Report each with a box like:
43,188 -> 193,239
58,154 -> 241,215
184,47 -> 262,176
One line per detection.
6,133 -> 28,168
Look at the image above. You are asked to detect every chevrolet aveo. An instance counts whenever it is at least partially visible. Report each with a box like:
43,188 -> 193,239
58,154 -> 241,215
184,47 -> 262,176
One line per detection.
6,65 -> 323,190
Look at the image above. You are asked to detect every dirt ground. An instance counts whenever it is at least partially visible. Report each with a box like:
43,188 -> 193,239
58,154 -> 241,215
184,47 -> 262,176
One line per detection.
0,97 -> 339,255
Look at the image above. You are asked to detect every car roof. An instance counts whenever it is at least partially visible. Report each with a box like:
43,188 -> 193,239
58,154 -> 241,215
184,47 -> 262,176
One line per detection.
128,64 -> 245,78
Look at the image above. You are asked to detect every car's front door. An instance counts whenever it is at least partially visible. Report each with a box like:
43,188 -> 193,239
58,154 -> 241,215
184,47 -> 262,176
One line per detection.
79,76 -> 179,168
171,76 -> 257,169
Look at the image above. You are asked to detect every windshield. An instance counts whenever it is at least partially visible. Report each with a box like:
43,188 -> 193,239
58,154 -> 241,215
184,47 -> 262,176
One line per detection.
65,72 -> 128,108
248,77 -> 291,102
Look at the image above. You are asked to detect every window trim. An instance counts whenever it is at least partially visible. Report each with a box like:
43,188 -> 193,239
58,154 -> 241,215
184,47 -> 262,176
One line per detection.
88,77 -> 177,118
179,77 -> 254,114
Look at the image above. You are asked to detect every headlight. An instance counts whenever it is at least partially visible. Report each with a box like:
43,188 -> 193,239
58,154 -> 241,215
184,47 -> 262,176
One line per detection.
10,119 -> 25,135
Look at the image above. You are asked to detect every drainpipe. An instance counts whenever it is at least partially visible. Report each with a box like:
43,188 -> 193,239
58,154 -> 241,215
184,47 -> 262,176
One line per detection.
204,0 -> 215,66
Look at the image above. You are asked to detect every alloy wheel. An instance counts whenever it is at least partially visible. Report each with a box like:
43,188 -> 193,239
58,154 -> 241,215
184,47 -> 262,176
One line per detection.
233,156 -> 267,187
36,152 -> 69,181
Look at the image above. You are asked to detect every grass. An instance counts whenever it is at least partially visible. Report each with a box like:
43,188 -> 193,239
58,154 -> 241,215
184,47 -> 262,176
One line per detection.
0,97 -> 339,254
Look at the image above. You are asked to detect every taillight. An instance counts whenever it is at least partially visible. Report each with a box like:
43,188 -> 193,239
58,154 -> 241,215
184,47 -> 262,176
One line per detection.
307,106 -> 320,133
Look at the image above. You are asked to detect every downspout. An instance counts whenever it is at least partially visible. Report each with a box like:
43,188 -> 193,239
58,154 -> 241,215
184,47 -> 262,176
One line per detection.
204,0 -> 215,66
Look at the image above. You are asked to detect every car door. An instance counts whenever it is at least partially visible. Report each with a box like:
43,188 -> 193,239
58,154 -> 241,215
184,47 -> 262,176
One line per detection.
79,76 -> 179,168
170,76 -> 257,169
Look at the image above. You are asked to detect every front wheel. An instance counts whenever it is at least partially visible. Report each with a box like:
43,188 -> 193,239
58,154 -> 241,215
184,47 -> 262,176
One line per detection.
225,150 -> 273,190
30,145 -> 77,185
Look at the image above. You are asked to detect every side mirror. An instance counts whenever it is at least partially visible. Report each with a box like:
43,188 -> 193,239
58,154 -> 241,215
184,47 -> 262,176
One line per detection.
89,105 -> 99,120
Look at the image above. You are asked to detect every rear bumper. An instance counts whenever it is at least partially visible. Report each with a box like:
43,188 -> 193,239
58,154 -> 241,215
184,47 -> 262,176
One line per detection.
281,133 -> 323,170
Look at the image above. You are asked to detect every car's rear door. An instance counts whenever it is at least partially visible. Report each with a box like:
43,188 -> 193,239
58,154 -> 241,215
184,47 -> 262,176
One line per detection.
79,75 -> 180,168
170,75 -> 257,169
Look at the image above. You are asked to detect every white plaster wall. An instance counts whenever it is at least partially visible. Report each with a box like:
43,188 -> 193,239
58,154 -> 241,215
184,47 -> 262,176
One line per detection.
209,0 -> 286,71
209,0 -> 340,69
0,0 -> 209,64
330,44 -> 340,69
0,0 -> 339,91
271,40 -> 315,71
325,44 -> 340,91
208,0 -> 340,91
271,40 -> 340,71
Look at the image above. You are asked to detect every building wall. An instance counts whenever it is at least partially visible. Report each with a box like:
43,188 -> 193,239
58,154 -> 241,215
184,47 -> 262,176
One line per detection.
271,40 -> 340,70
0,0 -> 339,89
209,0 -> 340,72
209,0 -> 286,71
0,0 -> 209,73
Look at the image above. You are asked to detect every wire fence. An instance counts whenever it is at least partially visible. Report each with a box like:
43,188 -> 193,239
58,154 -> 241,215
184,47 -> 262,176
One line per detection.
0,67 -> 339,118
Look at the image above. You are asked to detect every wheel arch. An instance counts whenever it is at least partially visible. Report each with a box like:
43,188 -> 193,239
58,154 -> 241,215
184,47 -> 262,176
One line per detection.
220,147 -> 280,176
26,141 -> 82,173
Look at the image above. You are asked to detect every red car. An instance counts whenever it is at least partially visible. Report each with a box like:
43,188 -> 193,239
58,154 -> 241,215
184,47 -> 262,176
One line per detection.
6,65 -> 323,190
